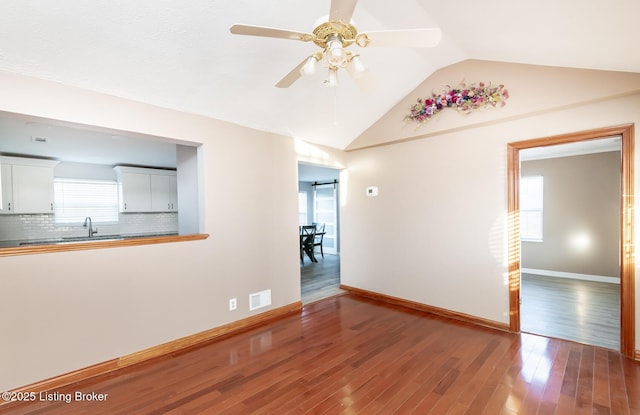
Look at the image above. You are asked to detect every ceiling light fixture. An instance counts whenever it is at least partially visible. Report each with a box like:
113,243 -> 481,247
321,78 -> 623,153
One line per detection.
300,52 -> 322,77
348,54 -> 367,77
298,33 -> 369,88
230,0 -> 442,89
326,36 -> 348,67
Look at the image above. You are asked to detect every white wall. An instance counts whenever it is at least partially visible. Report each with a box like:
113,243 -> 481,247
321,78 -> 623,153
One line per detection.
342,126 -> 510,323
342,92 -> 640,337
1,64 -> 639,390
521,152 -> 621,278
0,71 -> 301,390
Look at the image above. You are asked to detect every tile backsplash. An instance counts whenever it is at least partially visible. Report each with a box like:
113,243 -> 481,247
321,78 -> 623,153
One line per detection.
0,212 -> 178,242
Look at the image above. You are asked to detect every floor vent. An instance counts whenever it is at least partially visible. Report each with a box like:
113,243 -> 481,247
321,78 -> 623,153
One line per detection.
249,289 -> 271,311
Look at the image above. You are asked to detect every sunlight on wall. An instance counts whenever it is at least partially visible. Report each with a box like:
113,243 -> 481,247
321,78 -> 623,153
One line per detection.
489,212 -> 513,290
569,231 -> 591,252
489,212 -> 509,269
339,169 -> 349,208
507,210 -> 521,290
294,139 -> 344,169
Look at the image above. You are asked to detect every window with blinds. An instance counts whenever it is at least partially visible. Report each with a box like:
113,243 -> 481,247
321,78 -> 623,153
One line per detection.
520,175 -> 544,241
53,178 -> 119,224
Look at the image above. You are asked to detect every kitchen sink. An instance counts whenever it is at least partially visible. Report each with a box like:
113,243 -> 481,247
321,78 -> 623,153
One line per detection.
61,235 -> 124,242
19,235 -> 123,246
16,233 -> 176,247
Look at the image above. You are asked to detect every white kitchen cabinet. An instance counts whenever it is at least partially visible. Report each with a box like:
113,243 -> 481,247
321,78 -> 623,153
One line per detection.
117,171 -> 151,212
150,173 -> 178,212
115,166 -> 177,213
0,164 -> 13,213
0,157 -> 57,214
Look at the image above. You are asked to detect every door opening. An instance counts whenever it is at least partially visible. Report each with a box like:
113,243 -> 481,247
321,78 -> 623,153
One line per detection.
507,124 -> 635,357
519,138 -> 621,349
298,163 -> 343,304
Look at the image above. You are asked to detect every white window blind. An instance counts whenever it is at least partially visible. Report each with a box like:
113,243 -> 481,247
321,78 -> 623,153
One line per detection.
520,175 -> 544,241
298,191 -> 308,226
54,178 -> 119,224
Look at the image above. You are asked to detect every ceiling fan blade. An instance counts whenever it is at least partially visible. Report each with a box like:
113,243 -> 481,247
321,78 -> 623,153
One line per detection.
230,24 -> 313,42
329,0 -> 358,22
360,28 -> 442,48
275,58 -> 308,88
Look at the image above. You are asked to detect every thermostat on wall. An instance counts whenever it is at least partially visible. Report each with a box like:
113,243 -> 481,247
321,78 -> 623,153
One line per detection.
366,186 -> 379,197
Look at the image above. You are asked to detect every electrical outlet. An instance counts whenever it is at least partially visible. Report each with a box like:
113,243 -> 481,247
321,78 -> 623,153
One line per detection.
229,298 -> 237,311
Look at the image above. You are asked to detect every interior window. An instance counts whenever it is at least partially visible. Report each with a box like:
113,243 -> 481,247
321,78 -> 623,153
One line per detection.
520,175 -> 544,241
53,178 -> 119,224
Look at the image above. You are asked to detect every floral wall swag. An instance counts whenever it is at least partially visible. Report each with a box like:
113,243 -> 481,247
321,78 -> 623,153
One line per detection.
404,82 -> 509,125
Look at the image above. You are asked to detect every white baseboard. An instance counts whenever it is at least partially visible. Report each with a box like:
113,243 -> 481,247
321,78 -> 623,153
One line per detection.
521,268 -> 620,284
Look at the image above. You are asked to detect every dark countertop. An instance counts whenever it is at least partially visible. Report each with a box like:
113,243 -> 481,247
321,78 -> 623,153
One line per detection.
0,232 -> 179,248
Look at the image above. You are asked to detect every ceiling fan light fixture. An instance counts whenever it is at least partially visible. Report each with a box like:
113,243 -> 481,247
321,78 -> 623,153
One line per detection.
349,55 -> 368,77
300,55 -> 318,76
327,38 -> 348,67
229,1 -> 443,89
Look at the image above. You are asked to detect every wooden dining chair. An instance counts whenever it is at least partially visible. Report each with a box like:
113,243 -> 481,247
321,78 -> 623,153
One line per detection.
300,225 -> 317,263
312,222 -> 325,258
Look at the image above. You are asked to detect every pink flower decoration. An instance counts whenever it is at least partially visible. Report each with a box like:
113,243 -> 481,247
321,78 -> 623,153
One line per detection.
404,82 -> 509,125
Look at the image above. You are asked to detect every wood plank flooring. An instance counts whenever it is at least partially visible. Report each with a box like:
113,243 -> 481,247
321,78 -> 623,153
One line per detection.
521,273 -> 620,350
2,294 -> 638,414
301,253 -> 344,304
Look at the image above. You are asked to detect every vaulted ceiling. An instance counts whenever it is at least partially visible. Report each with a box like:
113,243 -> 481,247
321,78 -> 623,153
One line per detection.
0,0 -> 638,152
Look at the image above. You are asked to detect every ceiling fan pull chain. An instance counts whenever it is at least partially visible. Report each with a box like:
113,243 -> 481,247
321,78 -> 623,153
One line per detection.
333,87 -> 338,126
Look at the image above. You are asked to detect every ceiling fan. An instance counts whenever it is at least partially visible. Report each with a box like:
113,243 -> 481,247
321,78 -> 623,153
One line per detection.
229,0 -> 441,88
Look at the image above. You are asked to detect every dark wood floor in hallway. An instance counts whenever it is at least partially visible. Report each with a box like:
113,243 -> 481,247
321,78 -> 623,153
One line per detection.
3,294 -> 639,414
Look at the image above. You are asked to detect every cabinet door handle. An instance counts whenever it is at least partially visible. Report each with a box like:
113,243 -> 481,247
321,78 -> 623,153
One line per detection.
168,203 -> 171,210
7,202 -> 11,211
124,202 -> 127,210
51,203 -> 53,211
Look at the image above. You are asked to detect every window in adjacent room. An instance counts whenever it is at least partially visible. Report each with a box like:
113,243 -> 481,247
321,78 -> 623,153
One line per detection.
298,191 -> 308,226
520,175 -> 543,241
53,178 -> 119,224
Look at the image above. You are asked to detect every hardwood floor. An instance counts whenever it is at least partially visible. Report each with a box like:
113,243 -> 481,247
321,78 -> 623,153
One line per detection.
521,273 -> 620,351
3,294 -> 639,414
301,253 -> 344,304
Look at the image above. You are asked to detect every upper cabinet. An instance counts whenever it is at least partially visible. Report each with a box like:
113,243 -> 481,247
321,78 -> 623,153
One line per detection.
114,166 -> 177,213
0,164 -> 12,213
0,156 -> 58,214
150,174 -> 178,212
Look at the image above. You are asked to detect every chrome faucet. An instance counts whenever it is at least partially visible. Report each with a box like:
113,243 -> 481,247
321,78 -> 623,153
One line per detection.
83,216 -> 98,238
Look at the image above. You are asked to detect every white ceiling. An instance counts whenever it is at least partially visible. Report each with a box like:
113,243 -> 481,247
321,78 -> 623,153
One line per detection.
298,163 -> 340,182
0,112 -> 179,168
520,137 -> 621,161
0,0 -> 638,159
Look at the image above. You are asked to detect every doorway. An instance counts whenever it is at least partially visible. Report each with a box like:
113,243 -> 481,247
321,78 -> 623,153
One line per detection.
507,124 -> 635,357
298,163 -> 343,304
519,138 -> 621,349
